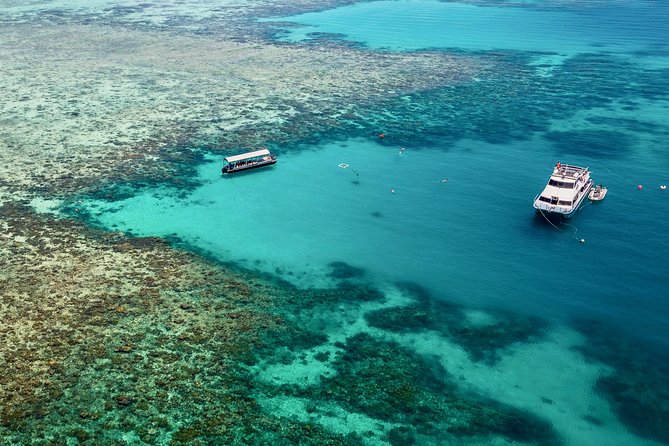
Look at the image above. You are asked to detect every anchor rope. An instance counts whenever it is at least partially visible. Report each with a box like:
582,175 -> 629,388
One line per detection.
537,208 -> 581,242
602,166 -> 625,182
559,222 -> 579,238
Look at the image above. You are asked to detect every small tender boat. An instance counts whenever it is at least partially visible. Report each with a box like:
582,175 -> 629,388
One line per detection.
588,184 -> 607,201
222,149 -> 277,174
533,162 -> 594,218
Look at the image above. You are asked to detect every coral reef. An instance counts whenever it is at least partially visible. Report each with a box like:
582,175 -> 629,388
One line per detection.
0,203 -> 357,444
1,203 -> 558,445
572,319 -> 669,445
0,19 -> 479,201
270,332 -> 560,445
1,2 -> 667,445
247,279 -> 562,445
365,283 -> 547,364
327,261 -> 366,280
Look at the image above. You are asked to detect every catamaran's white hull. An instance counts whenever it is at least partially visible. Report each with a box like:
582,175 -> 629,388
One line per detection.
533,180 -> 592,218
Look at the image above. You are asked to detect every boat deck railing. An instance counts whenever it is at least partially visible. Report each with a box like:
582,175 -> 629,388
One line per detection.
553,164 -> 588,179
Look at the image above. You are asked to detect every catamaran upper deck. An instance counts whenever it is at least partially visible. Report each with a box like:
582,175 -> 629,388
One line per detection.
552,163 -> 588,180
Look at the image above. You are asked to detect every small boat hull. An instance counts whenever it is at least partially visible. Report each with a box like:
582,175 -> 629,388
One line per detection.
534,179 -> 592,219
588,186 -> 607,201
222,159 -> 276,174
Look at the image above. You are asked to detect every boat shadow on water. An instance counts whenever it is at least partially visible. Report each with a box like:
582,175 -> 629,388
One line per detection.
220,164 -> 277,179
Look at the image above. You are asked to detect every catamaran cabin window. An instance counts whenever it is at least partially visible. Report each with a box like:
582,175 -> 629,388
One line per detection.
548,180 -> 575,188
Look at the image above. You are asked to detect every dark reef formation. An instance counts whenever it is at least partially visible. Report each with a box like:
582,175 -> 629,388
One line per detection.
572,319 -> 669,445
366,283 -> 547,364
265,332 -> 560,446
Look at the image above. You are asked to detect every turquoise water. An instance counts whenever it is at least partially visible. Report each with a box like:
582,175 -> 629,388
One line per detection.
264,0 -> 668,55
79,0 -> 669,348
63,0 -> 669,444
81,132 -> 669,345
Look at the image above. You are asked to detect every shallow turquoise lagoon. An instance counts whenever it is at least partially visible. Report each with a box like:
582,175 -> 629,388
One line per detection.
81,133 -> 669,347
75,0 -> 669,351
264,0 -> 668,55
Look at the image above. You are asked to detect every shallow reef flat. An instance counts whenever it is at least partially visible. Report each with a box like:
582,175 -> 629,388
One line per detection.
0,0 -> 352,33
0,20 -> 480,200
0,202 -> 362,444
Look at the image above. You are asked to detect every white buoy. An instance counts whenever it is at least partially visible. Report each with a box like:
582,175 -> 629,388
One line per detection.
580,239 -> 586,244
661,185 -> 667,191
390,188 -> 396,194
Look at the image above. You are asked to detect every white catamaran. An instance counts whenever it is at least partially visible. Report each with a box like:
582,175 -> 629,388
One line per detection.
533,162 -> 593,218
